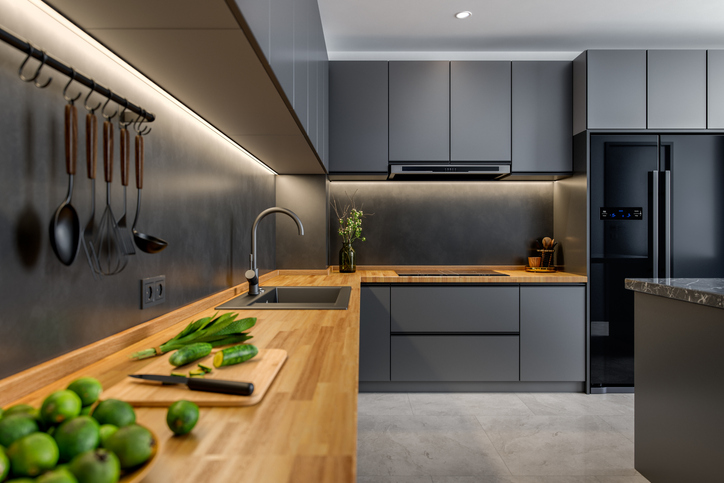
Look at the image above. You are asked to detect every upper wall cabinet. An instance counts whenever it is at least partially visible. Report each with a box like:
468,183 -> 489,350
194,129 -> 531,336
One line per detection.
709,51 -> 724,129
648,50 -> 706,129
512,61 -> 572,173
451,62 -> 511,162
389,62 -> 451,162
328,62 -> 389,176
573,50 -> 647,132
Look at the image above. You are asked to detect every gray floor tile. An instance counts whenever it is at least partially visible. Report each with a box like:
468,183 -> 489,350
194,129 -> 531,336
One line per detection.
357,414 -> 511,477
432,476 -> 600,483
358,476 -> 434,483
477,414 -> 636,476
595,474 -> 651,483
359,393 -> 414,416
517,393 -> 634,417
409,393 -> 535,418
599,414 -> 635,443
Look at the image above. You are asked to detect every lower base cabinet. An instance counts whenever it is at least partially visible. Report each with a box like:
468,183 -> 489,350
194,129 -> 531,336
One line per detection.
391,335 -> 519,381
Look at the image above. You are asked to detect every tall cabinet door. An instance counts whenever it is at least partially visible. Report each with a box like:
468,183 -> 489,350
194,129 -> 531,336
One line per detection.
587,50 -> 647,129
707,51 -> 724,129
512,61 -> 572,172
329,62 -> 389,174
389,62 -> 450,162
648,51 -> 707,129
450,61 -> 511,162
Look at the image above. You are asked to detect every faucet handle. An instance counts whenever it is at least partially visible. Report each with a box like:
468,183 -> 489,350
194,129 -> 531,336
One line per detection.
245,269 -> 258,285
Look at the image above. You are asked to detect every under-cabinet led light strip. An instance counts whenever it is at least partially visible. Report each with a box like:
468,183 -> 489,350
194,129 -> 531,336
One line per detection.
28,0 -> 278,176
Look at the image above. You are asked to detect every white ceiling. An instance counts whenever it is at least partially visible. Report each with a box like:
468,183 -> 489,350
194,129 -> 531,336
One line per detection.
318,0 -> 724,60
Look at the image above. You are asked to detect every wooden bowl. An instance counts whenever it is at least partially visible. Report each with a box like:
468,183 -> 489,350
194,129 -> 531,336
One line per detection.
118,427 -> 161,483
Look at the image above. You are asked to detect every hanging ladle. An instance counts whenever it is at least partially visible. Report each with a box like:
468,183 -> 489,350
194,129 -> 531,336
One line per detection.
49,100 -> 81,265
132,123 -> 167,254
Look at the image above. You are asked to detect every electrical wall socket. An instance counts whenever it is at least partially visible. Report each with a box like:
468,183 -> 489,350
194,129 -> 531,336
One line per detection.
140,275 -> 165,309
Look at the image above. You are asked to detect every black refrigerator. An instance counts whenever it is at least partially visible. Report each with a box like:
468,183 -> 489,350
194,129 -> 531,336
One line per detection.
589,134 -> 724,392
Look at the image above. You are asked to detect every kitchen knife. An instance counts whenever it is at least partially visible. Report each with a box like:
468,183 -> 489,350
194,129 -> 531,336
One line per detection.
129,374 -> 254,396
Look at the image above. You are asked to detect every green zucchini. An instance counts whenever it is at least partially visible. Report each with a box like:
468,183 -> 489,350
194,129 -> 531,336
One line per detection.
169,343 -> 213,367
213,344 -> 258,368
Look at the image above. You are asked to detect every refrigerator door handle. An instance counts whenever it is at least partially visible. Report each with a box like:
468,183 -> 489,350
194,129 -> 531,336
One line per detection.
664,170 -> 671,278
650,170 -> 659,278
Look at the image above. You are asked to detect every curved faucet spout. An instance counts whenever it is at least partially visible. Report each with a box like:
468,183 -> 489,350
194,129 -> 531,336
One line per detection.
246,207 -> 304,295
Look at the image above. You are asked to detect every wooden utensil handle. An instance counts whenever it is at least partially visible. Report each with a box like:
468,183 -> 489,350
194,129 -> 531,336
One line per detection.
86,113 -> 97,180
135,135 -> 144,190
64,104 -> 77,175
120,128 -> 129,187
103,121 -> 113,183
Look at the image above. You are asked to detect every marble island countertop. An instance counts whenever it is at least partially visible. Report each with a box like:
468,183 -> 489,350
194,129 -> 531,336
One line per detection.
625,278 -> 724,309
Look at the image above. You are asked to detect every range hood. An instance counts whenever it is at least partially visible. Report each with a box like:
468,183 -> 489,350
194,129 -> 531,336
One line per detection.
388,164 -> 511,180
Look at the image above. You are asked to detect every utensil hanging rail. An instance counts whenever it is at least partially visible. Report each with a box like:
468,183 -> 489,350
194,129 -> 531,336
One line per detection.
0,25 -> 155,123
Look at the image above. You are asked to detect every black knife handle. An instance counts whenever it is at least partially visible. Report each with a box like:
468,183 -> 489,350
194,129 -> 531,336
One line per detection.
186,378 -> 254,396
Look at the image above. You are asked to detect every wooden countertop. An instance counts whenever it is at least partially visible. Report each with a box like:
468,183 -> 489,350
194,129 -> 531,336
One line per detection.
0,266 -> 586,482
359,266 -> 587,284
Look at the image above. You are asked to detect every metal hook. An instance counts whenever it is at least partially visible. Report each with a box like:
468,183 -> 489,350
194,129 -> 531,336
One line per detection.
63,68 -> 82,103
18,47 -> 53,88
101,90 -> 118,120
119,99 -> 133,128
84,80 -> 102,113
134,109 -> 152,136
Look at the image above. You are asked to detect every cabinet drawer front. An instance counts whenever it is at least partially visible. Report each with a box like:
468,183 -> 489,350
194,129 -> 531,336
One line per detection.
391,286 -> 519,332
391,335 -> 519,381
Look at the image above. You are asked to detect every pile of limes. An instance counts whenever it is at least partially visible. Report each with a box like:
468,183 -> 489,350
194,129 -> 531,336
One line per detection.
0,376 -> 193,483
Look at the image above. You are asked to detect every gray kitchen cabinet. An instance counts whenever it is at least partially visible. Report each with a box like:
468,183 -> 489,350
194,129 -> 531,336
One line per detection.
360,286 -> 391,382
574,50 -> 647,132
389,61 -> 450,162
648,50 -> 707,129
520,286 -> 585,381
329,62 -> 389,174
708,51 -> 724,129
450,61 -> 511,161
391,335 -> 519,381
235,0 -> 270,61
512,61 -> 572,173
269,0 -> 294,103
293,0 -> 309,132
391,286 -> 519,333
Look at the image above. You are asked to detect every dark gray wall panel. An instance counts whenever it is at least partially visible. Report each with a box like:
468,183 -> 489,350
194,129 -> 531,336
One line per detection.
391,286 -> 519,333
708,50 -> 724,128
520,286 -> 586,381
389,61 -> 450,162
648,50 -> 707,129
512,61 -> 572,173
450,61 -> 511,162
0,39 -> 275,379
328,181 -> 553,266
329,62 -> 389,174
391,335 -> 519,381
587,50 -> 647,129
275,175 -> 328,269
360,286 -> 391,382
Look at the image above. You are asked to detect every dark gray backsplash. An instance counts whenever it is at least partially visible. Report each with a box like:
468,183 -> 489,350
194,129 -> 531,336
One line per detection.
329,181 -> 554,266
0,26 -> 275,379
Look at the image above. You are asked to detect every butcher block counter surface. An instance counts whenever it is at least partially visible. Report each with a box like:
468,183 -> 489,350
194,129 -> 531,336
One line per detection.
1,267 -> 585,483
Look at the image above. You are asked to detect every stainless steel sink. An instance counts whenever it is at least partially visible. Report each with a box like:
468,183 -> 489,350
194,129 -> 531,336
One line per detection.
215,286 -> 352,310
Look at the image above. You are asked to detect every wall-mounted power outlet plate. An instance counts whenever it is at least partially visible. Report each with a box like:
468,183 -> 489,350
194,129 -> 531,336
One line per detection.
140,275 -> 165,309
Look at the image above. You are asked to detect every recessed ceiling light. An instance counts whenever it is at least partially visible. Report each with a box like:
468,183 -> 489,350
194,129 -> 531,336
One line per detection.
455,11 -> 472,19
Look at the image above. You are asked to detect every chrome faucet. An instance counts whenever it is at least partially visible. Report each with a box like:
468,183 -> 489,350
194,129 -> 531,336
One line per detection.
245,207 -> 304,296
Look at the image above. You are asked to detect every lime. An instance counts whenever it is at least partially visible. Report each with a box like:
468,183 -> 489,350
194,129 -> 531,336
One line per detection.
67,378 -> 103,407
7,432 -> 59,477
91,400 -> 135,428
98,425 -> 118,448
0,445 -> 9,481
54,416 -> 100,463
166,400 -> 199,435
41,390 -> 82,426
103,424 -> 155,469
68,448 -> 120,483
36,466 -> 79,483
0,414 -> 39,448
4,479 -> 35,483
3,405 -> 39,420
79,406 -> 93,417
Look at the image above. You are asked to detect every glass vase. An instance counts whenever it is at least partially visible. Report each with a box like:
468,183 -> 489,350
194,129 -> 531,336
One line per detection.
339,242 -> 356,273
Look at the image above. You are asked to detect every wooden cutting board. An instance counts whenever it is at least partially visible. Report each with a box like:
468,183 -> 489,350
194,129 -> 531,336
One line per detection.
103,348 -> 287,407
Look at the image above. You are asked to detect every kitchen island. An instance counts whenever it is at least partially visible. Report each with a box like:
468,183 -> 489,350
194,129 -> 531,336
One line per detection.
0,267 -> 585,483
626,278 -> 724,483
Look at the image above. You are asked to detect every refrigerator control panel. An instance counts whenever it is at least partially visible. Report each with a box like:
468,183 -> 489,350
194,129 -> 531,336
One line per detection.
600,207 -> 642,220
